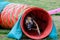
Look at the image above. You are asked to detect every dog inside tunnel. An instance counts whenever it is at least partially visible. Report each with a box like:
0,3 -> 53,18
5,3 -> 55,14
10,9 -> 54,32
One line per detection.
23,9 -> 49,36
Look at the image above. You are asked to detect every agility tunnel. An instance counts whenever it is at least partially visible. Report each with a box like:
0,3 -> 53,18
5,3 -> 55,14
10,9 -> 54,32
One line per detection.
0,3 -> 53,40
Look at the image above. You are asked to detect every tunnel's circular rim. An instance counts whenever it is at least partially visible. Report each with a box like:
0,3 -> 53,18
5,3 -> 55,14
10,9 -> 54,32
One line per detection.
20,7 -> 52,39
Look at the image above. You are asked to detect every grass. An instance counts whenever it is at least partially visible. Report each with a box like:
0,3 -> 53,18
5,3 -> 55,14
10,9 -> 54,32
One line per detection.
0,0 -> 60,40
5,0 -> 60,10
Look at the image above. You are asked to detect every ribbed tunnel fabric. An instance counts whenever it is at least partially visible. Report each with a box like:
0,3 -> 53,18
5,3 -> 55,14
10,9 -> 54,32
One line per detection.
0,2 -> 9,25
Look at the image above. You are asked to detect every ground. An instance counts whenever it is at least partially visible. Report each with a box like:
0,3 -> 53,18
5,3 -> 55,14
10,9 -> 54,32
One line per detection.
0,0 -> 60,40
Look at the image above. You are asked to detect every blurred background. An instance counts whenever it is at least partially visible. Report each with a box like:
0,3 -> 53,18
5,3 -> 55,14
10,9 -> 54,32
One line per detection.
0,0 -> 60,40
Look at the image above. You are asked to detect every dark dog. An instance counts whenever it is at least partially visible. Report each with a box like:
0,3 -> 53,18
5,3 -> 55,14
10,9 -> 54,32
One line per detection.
25,16 -> 40,35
